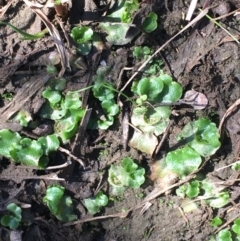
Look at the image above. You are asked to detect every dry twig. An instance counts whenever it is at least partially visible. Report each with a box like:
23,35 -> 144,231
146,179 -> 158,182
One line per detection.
22,0 -> 70,76
218,98 -> 240,135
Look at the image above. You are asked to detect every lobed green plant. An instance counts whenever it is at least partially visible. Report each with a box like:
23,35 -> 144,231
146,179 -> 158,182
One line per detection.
1,203 -> 22,230
108,157 -> 145,195
43,185 -> 77,222
210,218 -> 240,241
121,0 -> 139,23
83,191 -> 108,215
231,161 -> 240,171
141,12 -> 158,33
216,229 -> 232,241
0,129 -> 59,168
132,46 -> 163,75
70,26 -> 94,55
151,118 -> 221,192
129,70 -> 182,155
210,216 -> 223,227
232,218 -> 240,237
201,178 -> 230,208
176,176 -> 230,208
166,117 -> 221,176
91,65 -> 120,130
176,180 -> 200,198
39,78 -> 86,143
13,109 -> 32,127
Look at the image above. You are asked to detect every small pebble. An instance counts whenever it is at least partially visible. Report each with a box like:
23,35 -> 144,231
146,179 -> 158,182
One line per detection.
214,2 -> 231,16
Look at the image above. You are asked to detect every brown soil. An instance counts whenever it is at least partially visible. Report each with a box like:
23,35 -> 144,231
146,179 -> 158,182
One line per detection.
1,0 -> 240,240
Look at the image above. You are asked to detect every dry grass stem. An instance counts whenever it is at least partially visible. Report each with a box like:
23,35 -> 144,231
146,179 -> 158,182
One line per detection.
186,0 -> 198,21
218,98 -> 240,135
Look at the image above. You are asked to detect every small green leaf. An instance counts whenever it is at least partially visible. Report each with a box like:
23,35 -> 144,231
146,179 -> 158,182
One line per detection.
10,138 -> 44,168
43,185 -> 77,222
176,185 -> 187,198
136,77 -> 164,102
211,216 -> 223,227
177,118 -> 221,157
100,21 -> 136,45
95,191 -> 108,207
7,203 -> 22,221
232,161 -> 240,171
54,116 -> 78,142
122,157 -> 138,172
101,99 -> 120,116
54,108 -> 85,142
42,87 -> 62,106
142,12 -> 158,33
176,180 -> 200,198
157,74 -> 182,102
83,191 -> 108,215
46,65 -> 58,74
133,46 -> 151,59
206,192 -> 230,208
121,0 -> 139,23
232,218 -> 240,236
0,129 -> 21,158
14,110 -> 32,127
1,215 -> 20,230
108,158 -> 145,193
185,180 -> 200,198
166,146 -> 202,178
50,108 -> 68,120
97,116 -> 114,130
63,92 -> 82,109
70,26 -> 93,44
77,42 -> 92,55
92,83 -> 115,101
131,106 -> 171,136
71,26 -> 93,55
216,229 -> 232,241
1,203 -> 22,230
38,134 -> 60,156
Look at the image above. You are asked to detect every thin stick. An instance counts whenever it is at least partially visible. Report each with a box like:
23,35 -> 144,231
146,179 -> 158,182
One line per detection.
120,8 -> 209,93
178,206 -> 189,223
63,212 -> 128,226
58,147 -> 85,168
23,175 -> 65,181
154,120 -> 173,155
127,121 -> 143,133
45,160 -> 71,170
218,98 -> 240,135
213,8 -> 240,21
215,161 -> 240,172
